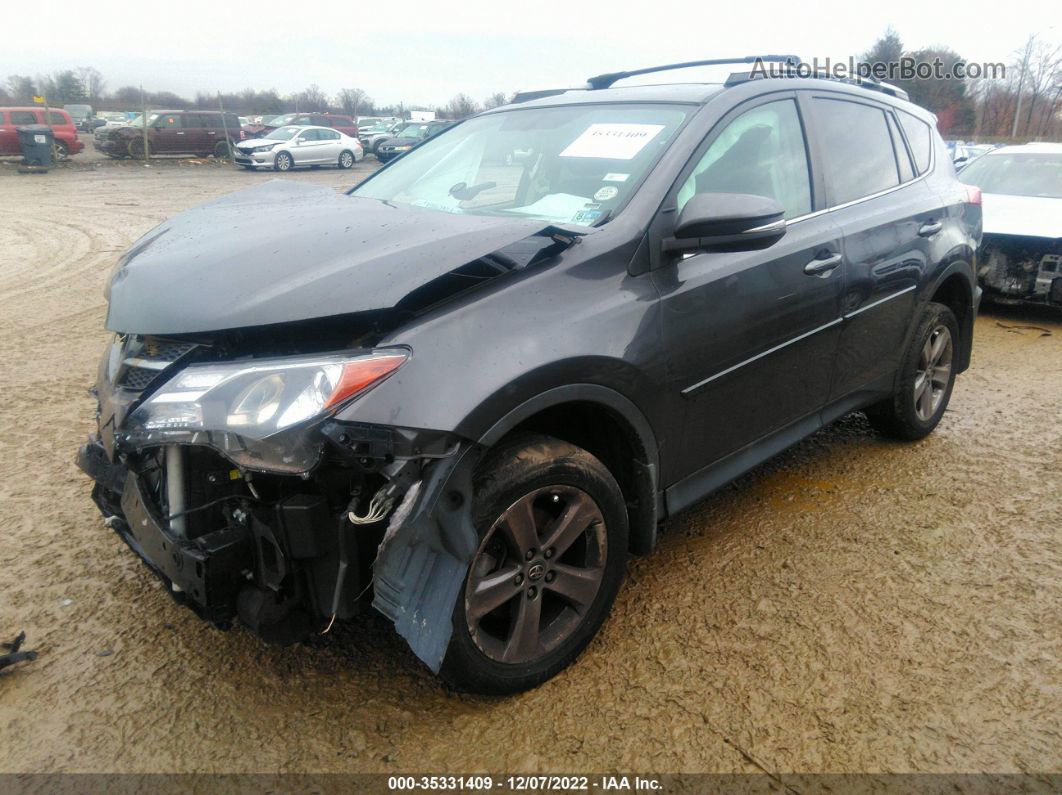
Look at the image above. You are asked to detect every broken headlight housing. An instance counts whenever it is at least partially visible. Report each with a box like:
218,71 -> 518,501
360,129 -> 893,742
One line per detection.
122,350 -> 408,473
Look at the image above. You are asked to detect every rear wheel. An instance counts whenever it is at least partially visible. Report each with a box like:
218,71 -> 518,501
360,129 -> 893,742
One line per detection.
213,141 -> 232,158
440,434 -> 628,694
273,151 -> 293,171
866,301 -> 959,440
338,149 -> 355,169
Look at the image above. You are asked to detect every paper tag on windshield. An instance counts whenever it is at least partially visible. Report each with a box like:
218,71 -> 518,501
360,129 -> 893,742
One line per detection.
560,124 -> 665,160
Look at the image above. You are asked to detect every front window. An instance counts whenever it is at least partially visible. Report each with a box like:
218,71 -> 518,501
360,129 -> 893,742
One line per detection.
266,126 -> 301,141
351,103 -> 690,227
958,152 -> 1062,199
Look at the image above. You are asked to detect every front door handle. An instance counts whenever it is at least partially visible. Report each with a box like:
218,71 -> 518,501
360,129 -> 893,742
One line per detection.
918,221 -> 943,237
804,253 -> 843,277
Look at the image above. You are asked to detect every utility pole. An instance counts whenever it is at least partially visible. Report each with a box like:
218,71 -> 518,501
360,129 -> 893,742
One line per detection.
140,84 -> 150,161
1011,36 -> 1034,138
217,92 -> 233,161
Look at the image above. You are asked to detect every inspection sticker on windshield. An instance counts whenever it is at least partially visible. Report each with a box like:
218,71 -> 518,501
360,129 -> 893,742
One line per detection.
603,173 -> 630,182
560,124 -> 665,160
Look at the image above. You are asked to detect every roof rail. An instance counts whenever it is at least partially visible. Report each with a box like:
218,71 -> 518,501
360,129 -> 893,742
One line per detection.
724,66 -> 910,101
511,87 -> 574,104
586,55 -> 801,90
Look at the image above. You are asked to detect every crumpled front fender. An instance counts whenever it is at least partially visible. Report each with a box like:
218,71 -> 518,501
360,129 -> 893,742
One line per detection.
371,443 -> 482,672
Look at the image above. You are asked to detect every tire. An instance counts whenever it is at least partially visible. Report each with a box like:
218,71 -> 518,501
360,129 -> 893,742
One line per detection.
213,141 -> 232,158
273,151 -> 293,172
127,138 -> 147,159
439,433 -> 628,695
865,302 -> 960,440
51,141 -> 70,162
338,149 -> 355,169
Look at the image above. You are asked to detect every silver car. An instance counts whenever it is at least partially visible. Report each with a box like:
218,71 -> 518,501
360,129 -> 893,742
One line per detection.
233,124 -> 364,171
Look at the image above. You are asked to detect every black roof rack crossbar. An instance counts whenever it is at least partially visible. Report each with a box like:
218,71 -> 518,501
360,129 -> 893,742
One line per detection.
586,55 -> 801,90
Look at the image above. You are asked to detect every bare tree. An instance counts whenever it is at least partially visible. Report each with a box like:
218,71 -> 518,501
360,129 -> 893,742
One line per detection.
77,67 -> 106,102
294,84 -> 328,112
446,93 -> 480,119
338,88 -> 371,119
483,91 -> 509,110
6,75 -> 36,102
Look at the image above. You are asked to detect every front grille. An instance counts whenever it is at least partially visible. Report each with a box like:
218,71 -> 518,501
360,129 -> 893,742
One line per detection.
114,335 -> 198,392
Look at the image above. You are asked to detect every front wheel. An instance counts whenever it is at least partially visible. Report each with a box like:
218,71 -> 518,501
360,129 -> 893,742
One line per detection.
439,434 -> 628,695
338,149 -> 355,169
865,301 -> 959,440
273,151 -> 293,171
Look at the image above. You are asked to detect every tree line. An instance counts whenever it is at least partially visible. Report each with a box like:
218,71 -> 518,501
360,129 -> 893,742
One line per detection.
859,28 -> 1061,139
4,34 -> 1059,138
0,69 -> 511,121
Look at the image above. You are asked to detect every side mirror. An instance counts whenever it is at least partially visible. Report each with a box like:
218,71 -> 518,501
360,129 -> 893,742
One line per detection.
666,192 -> 786,253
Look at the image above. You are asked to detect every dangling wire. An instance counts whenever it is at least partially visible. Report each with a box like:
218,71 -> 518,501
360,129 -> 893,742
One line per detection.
347,483 -> 396,525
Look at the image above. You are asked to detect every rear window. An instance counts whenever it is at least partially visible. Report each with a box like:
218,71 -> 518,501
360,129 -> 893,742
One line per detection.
10,111 -> 37,124
898,111 -> 933,175
813,98 -> 900,205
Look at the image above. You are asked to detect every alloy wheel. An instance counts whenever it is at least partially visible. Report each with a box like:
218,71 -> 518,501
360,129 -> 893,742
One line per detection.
914,325 -> 953,421
276,152 -> 292,171
464,485 -> 607,665
340,151 -> 354,168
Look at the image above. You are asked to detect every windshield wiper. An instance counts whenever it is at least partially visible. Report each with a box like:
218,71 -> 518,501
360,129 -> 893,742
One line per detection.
449,181 -> 497,201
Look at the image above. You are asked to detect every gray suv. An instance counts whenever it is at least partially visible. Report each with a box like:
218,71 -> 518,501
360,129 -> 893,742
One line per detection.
79,56 -> 981,694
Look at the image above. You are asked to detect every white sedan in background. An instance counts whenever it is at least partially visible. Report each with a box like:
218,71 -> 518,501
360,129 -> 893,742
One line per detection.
233,125 -> 364,171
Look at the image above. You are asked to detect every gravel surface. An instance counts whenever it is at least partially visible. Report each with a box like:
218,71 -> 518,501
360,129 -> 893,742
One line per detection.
0,163 -> 1059,774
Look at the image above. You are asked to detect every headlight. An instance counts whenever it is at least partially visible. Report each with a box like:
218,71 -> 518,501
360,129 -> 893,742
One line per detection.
253,143 -> 278,153
393,145 -> 413,152
123,350 -> 407,473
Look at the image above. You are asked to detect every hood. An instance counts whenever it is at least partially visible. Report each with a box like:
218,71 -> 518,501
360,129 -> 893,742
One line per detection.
235,137 -> 278,149
982,193 -> 1062,239
105,180 -> 580,335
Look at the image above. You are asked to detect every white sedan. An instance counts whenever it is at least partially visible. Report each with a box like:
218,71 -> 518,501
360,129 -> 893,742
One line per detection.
234,125 -> 364,171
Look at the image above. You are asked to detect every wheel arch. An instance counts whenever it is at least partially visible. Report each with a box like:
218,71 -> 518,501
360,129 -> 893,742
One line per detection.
477,384 -> 661,556
923,258 -> 977,373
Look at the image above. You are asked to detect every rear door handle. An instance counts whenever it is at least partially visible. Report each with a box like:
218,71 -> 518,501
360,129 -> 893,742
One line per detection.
918,221 -> 943,237
804,253 -> 843,276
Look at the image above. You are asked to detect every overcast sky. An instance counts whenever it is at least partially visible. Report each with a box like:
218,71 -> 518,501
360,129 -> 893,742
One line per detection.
5,0 -> 1058,107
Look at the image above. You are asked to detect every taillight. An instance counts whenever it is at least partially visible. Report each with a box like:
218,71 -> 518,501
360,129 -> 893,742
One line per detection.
964,185 -> 982,206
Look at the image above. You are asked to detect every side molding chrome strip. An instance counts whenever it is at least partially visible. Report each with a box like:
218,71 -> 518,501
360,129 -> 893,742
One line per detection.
681,285 -> 918,396
842,285 -> 916,319
681,318 -> 843,396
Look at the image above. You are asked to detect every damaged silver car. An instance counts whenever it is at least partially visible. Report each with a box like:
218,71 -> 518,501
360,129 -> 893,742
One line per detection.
959,143 -> 1062,306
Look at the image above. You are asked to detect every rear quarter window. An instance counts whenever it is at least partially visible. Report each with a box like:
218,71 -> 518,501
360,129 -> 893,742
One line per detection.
10,111 -> 38,124
48,112 -> 68,125
812,97 -> 901,205
898,111 -> 933,175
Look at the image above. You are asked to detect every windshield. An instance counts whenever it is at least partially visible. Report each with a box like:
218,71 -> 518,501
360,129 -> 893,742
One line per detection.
959,152 -> 1062,199
351,104 -> 690,226
397,124 -> 428,139
269,114 -> 297,127
266,126 -> 301,141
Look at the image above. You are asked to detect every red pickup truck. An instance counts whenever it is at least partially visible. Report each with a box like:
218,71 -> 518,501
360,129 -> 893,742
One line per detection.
0,107 -> 84,160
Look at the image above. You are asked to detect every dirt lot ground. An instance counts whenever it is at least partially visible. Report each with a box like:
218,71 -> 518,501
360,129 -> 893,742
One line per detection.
0,159 -> 1059,775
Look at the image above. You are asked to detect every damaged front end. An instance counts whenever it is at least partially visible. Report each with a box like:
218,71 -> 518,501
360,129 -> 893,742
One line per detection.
978,234 -> 1062,306
78,328 -> 479,667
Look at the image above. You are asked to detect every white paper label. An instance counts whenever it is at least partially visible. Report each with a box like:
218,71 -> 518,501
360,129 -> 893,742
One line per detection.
603,173 -> 630,182
560,124 -> 665,160
34,134 -> 46,144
